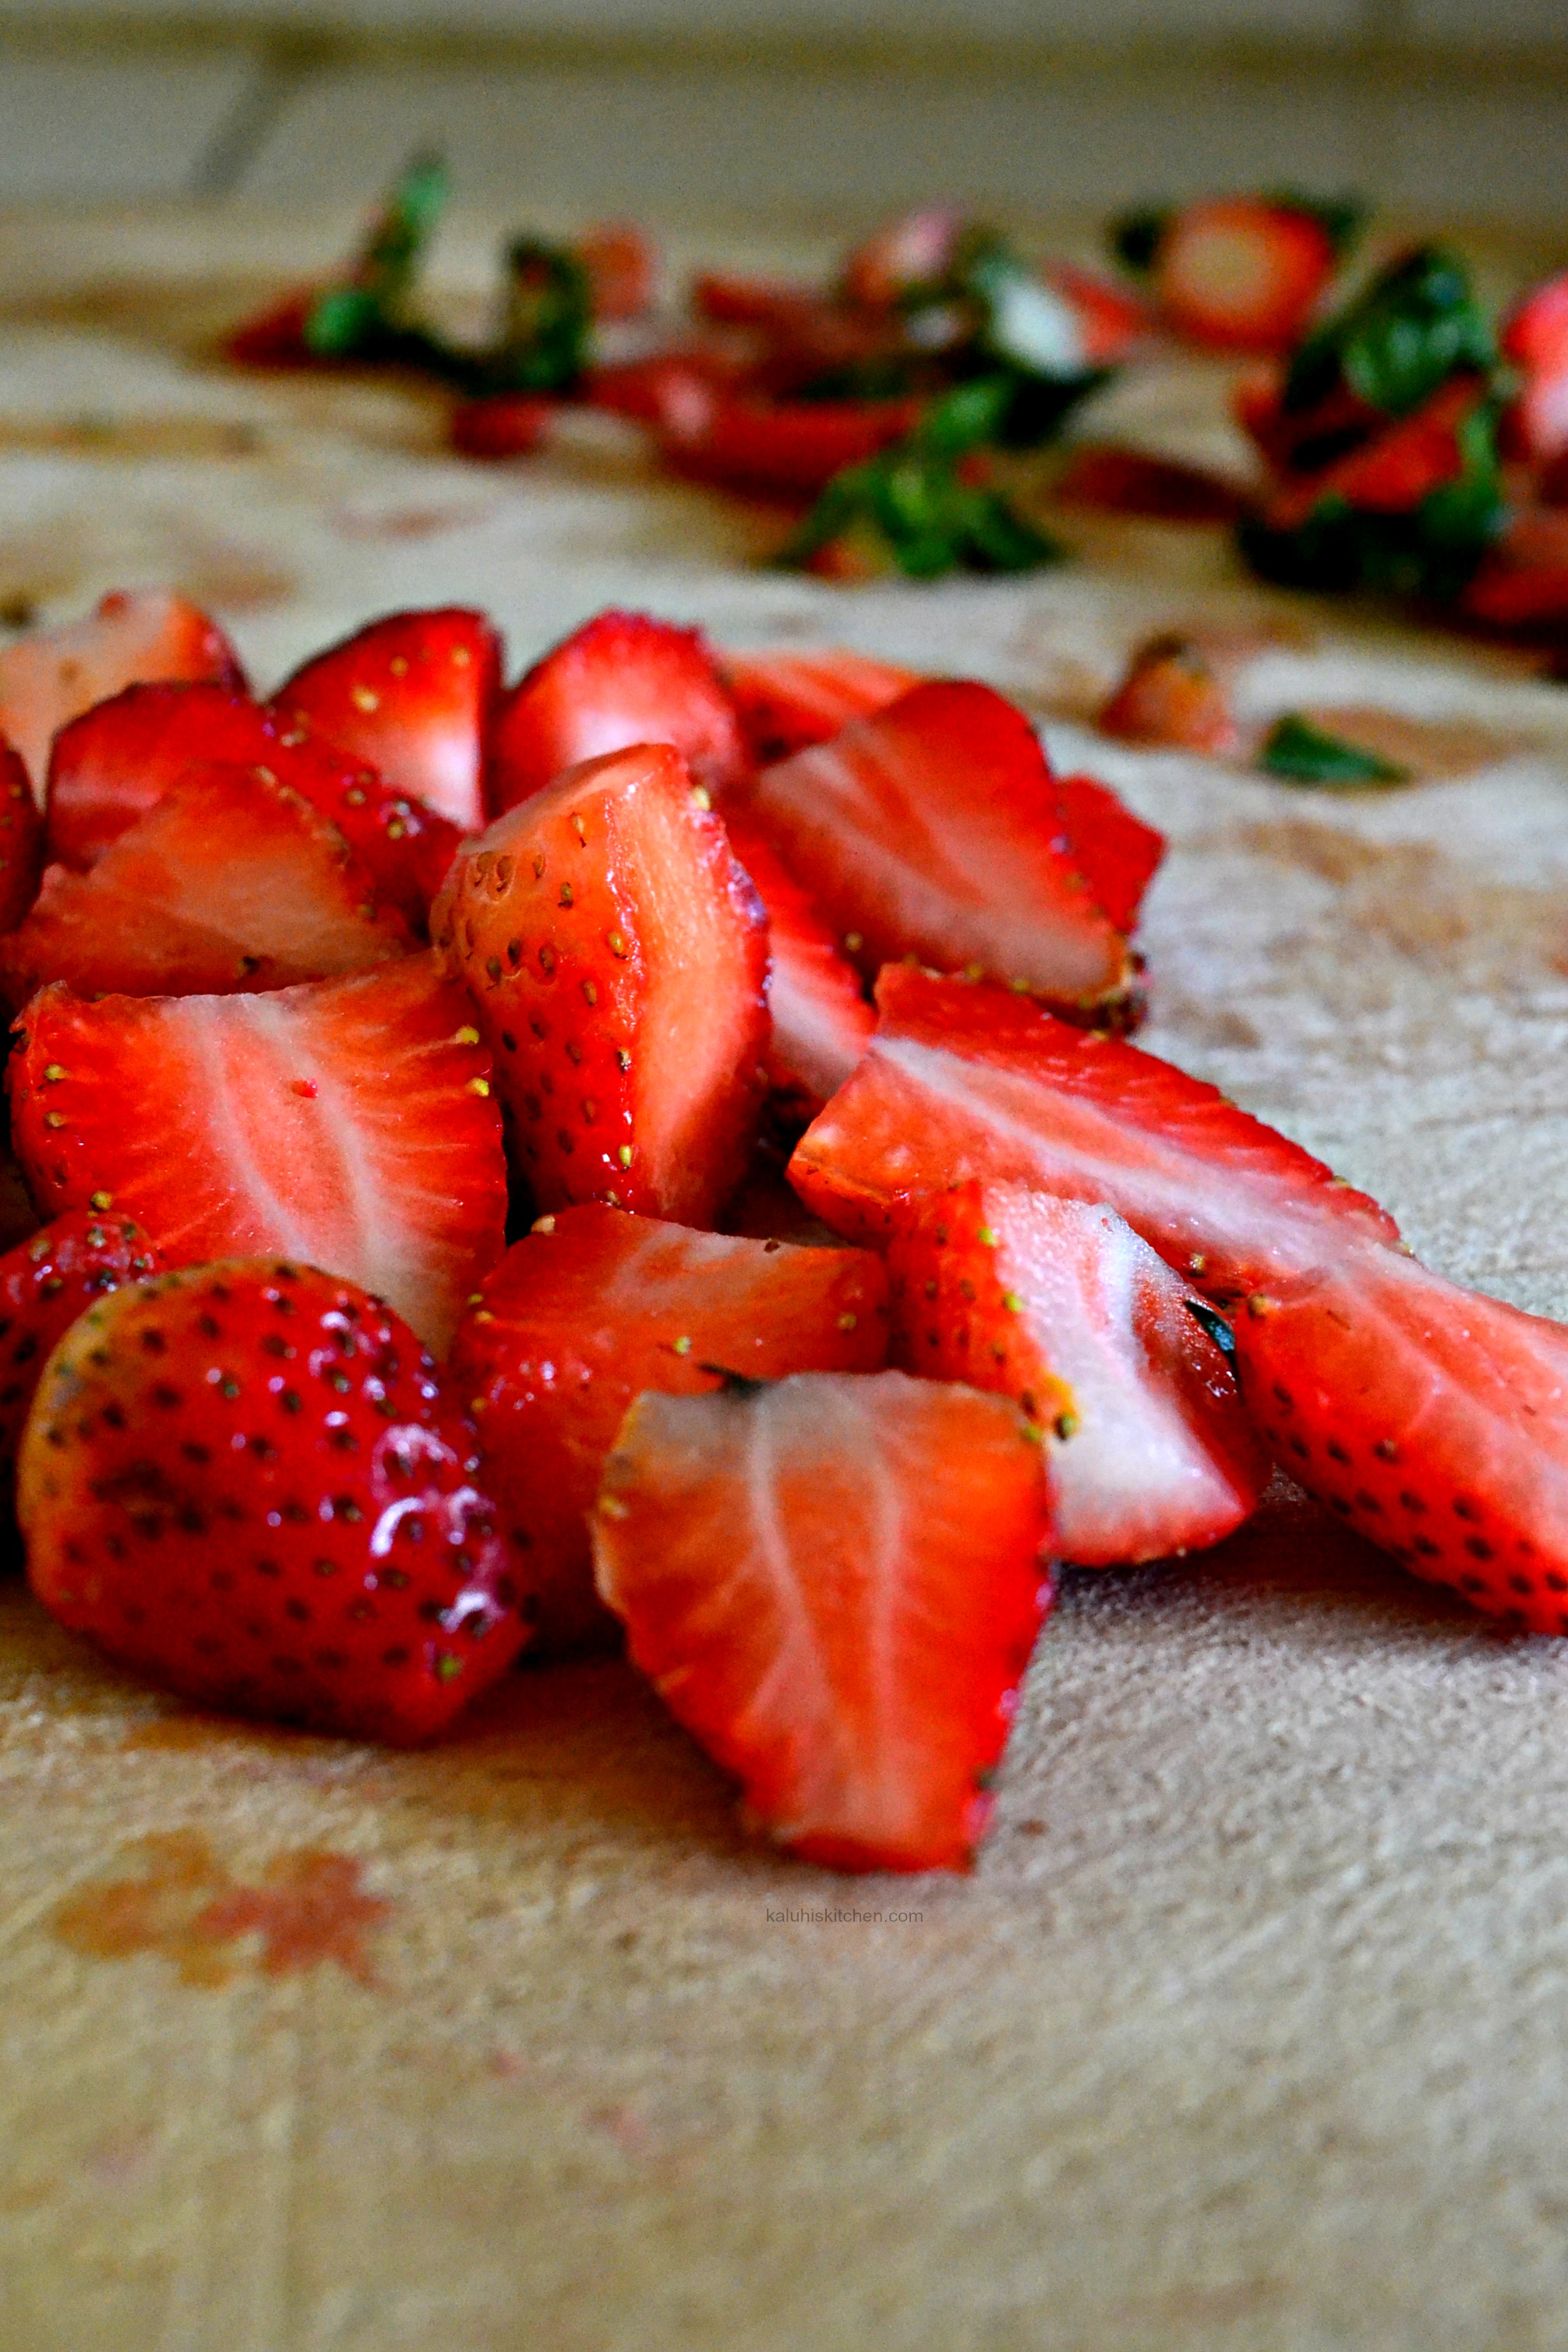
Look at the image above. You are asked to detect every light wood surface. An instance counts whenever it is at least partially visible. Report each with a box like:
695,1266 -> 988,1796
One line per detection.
4,206 -> 1568,2352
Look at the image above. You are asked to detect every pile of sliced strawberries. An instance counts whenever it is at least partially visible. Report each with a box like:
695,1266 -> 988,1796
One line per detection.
0,585 -> 1564,1874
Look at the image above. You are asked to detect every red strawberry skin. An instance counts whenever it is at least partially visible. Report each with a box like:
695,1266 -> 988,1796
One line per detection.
743,681 -> 1133,1014
19,1260 -> 531,1740
0,761 -> 413,1008
0,591 -> 242,796
719,646 -> 920,764
790,966 -> 1398,1302
271,608 -> 502,833
450,1202 -> 889,1654
0,736 -> 43,934
1053,773 -> 1165,935
725,822 -> 874,1118
9,956 -> 507,1354
489,610 -> 751,814
1234,1248 -> 1568,1633
435,742 -> 768,1227
1157,198 -> 1336,354
0,1208 -> 161,1471
592,1369 -> 1053,1871
887,1181 -> 1267,1566
47,682 -> 461,930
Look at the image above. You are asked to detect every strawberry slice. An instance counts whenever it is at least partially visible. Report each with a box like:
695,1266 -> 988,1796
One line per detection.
1053,774 -> 1164,935
592,1369 -> 1053,1870
450,395 -> 556,461
726,822 -> 874,1117
656,390 -> 920,501
1097,635 -> 1240,757
789,966 -> 1398,1301
742,681 -> 1133,1014
0,1208 -> 161,1473
45,682 -> 461,928
841,207 -> 966,309
271,607 -> 501,833
1234,1247 -> 1568,1633
888,1181 -> 1267,1565
1502,271 -> 1568,465
0,591 -> 242,796
450,1203 -> 888,1654
577,221 -> 658,320
719,646 -> 921,763
0,762 -> 412,1008
19,1260 -> 531,1740
1461,508 -> 1568,632
1156,198 -> 1337,354
0,736 -> 43,934
435,741 -> 768,1227
489,609 -> 750,814
9,955 -> 506,1352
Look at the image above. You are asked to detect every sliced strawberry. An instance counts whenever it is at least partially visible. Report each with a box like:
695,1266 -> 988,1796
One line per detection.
0,762 -> 412,1008
577,221 -> 658,320
888,1181 -> 1267,1565
1264,375 -> 1488,531
1157,198 -> 1337,354
9,956 -> 506,1352
789,966 -> 1399,1301
1040,263 -> 1150,369
1098,635 -> 1240,757
1461,508 -> 1568,631
271,608 -> 501,833
450,395 -> 556,461
1234,1246 -> 1568,1633
0,735 -> 42,934
0,1208 -> 161,1473
1501,271 -> 1568,464
742,681 -> 1133,1015
1052,774 -> 1164,935
489,609 -> 751,813
719,646 -> 921,763
592,1369 -> 1053,1870
19,1260 -> 530,1740
841,208 -> 966,309
450,1204 -> 888,1654
0,591 -> 242,796
726,822 -> 874,1116
691,270 -> 820,330
45,681 -> 461,928
436,740 -> 768,1225
656,390 -> 920,501
224,286 -> 319,368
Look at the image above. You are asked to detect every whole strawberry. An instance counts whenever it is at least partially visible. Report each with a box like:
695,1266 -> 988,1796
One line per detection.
19,1260 -> 533,1740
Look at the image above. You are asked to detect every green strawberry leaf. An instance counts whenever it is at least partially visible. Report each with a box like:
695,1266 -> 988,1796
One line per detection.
1259,713 -> 1410,788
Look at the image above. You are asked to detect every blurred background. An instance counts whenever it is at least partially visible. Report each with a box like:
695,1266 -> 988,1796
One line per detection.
0,0 -> 1563,231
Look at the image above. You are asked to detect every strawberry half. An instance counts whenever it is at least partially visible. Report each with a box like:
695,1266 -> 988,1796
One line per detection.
719,646 -> 921,763
0,590 -> 242,796
888,1181 -> 1267,1565
450,1203 -> 888,1654
489,610 -> 751,814
1053,773 -> 1164,937
0,735 -> 43,934
726,822 -> 874,1118
1156,198 -> 1337,354
271,607 -> 501,833
0,762 -> 412,1008
9,955 -> 506,1352
46,682 -> 461,929
790,966 -> 1399,1301
435,742 -> 768,1227
19,1260 -> 531,1739
592,1369 -> 1053,1871
0,1208 -> 161,1474
742,681 -> 1133,1014
1234,1247 -> 1568,1633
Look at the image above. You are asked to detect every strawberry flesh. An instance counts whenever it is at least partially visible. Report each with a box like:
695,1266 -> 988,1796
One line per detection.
489,609 -> 750,813
742,681 -> 1133,1013
0,1208 -> 161,1472
1234,1248 -> 1568,1633
271,607 -> 501,832
450,1203 -> 888,1654
1,762 -> 413,1007
9,956 -> 507,1353
46,682 -> 461,929
0,591 -> 242,796
19,1260 -> 531,1740
435,741 -> 768,1227
0,736 -> 42,934
790,966 -> 1399,1301
1052,774 -> 1165,935
726,821 -> 874,1118
719,646 -> 920,763
888,1181 -> 1267,1565
592,1368 -> 1053,1870
1157,199 -> 1336,354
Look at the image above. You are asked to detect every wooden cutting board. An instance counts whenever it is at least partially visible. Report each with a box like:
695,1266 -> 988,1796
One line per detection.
3,203 -> 1568,2352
